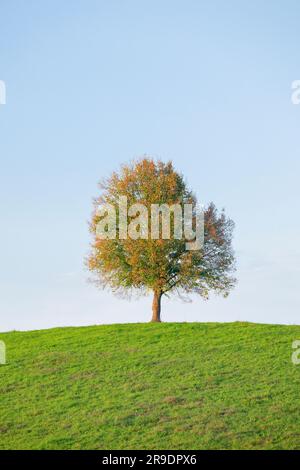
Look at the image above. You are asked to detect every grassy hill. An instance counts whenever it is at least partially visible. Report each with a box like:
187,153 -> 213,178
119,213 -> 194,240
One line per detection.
0,322 -> 300,450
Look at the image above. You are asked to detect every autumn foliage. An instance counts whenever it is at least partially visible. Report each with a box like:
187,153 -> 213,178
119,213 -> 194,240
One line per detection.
87,158 -> 236,321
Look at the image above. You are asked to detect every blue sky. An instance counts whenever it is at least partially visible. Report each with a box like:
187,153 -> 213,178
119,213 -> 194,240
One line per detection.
1,0 -> 300,331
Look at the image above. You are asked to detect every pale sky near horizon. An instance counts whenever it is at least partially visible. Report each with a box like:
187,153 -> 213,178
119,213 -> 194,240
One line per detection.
1,0 -> 300,331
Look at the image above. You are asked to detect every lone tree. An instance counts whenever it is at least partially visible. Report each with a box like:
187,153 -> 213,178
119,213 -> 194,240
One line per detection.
87,158 -> 236,322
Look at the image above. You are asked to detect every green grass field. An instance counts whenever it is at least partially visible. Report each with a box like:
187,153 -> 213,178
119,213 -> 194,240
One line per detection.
0,322 -> 300,450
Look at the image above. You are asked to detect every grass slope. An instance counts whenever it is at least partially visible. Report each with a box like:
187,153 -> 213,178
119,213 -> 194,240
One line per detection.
0,322 -> 300,450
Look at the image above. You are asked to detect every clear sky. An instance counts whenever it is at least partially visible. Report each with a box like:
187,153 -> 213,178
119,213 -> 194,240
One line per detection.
1,0 -> 300,331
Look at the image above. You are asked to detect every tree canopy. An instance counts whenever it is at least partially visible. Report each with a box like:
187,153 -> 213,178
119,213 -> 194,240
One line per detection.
87,158 -> 236,321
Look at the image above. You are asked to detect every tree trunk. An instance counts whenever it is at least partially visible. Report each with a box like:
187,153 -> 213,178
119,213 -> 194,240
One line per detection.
151,290 -> 162,322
